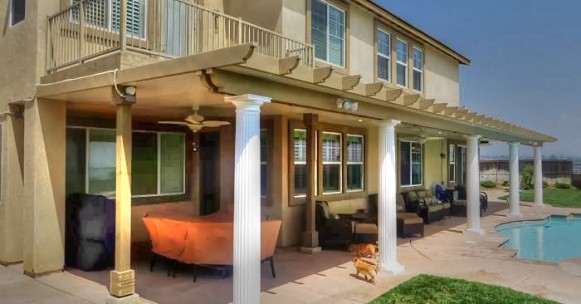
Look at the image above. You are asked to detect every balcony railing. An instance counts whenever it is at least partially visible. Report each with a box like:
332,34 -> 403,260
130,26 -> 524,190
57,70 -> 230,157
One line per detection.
46,0 -> 314,73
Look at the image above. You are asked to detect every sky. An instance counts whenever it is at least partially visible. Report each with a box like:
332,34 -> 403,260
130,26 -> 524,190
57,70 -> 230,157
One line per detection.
376,0 -> 581,159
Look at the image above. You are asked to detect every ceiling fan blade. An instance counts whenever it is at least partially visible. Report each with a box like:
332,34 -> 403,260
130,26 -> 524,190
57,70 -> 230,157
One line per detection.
158,121 -> 189,125
202,120 -> 230,127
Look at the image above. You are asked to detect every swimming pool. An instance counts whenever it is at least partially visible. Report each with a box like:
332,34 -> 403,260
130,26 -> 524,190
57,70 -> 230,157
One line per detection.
495,215 -> 581,263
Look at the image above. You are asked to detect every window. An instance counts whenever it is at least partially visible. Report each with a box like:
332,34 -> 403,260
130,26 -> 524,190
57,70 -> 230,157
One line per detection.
377,30 -> 390,81
346,135 -> 364,191
72,0 -> 147,39
400,141 -> 422,186
293,129 -> 307,197
449,144 -> 456,182
311,0 -> 345,67
260,129 -> 268,198
72,128 -> 185,197
9,0 -> 26,26
322,132 -> 341,193
396,39 -> 408,87
413,47 -> 423,92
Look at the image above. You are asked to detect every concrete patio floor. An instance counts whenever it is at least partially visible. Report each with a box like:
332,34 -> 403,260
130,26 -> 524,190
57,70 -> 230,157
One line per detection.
2,194 -> 581,304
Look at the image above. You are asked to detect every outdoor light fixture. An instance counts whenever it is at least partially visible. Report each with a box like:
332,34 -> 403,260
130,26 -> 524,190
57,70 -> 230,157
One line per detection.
124,86 -> 136,96
336,98 -> 359,112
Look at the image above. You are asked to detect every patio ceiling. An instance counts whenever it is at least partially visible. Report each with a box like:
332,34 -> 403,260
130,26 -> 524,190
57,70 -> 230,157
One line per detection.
36,44 -> 556,145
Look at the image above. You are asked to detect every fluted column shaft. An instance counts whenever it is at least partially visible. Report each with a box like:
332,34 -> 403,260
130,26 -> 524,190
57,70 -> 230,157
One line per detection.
465,135 -> 483,235
509,142 -> 521,216
534,145 -> 544,207
226,94 -> 271,304
377,120 -> 403,274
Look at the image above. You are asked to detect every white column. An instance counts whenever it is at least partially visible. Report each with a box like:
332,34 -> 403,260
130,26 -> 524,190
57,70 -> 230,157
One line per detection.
534,145 -> 544,207
377,119 -> 404,274
225,94 -> 271,304
465,135 -> 484,235
509,142 -> 521,216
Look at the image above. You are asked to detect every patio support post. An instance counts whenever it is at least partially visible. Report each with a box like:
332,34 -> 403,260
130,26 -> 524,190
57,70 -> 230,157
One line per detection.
22,98 -> 66,276
225,94 -> 271,304
107,90 -> 139,303
301,113 -> 321,253
0,109 -> 24,265
465,135 -> 484,235
533,144 -> 544,207
377,119 -> 404,274
508,142 -> 521,216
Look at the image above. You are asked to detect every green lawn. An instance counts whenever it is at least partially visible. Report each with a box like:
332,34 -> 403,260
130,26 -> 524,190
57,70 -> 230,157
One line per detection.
497,188 -> 581,208
369,274 -> 558,304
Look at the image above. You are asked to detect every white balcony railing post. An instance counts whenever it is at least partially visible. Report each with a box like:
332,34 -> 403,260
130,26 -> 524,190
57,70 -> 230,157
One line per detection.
78,0 -> 84,63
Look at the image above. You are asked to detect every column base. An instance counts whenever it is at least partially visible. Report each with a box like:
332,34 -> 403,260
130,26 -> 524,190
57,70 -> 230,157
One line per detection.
301,231 -> 319,249
464,227 -> 485,236
106,293 -> 140,304
300,246 -> 322,254
109,269 -> 135,297
380,262 -> 404,275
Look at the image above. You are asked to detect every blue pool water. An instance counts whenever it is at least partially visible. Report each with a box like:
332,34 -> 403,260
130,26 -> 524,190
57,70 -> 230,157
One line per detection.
495,215 -> 581,263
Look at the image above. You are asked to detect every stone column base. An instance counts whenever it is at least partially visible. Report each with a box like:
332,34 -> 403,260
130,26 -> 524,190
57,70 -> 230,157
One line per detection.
106,293 -> 140,304
109,269 -> 135,297
300,246 -> 322,254
464,227 -> 485,236
380,262 -> 404,275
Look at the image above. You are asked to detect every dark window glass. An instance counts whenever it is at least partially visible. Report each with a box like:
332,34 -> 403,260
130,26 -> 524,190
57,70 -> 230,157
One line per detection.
10,0 -> 25,26
132,132 -> 158,195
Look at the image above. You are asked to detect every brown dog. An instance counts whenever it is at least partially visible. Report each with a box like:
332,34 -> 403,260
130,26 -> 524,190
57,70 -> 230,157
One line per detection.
348,243 -> 378,259
353,257 -> 380,284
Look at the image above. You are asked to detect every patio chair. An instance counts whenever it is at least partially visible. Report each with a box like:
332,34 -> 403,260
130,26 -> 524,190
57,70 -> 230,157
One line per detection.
315,201 -> 353,248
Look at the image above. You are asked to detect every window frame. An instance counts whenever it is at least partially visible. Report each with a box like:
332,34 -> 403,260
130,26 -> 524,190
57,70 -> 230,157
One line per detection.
376,29 -> 391,82
396,38 -> 409,87
400,140 -> 423,187
310,0 -> 346,68
291,127 -> 308,200
449,144 -> 456,183
321,131 -> 343,195
346,134 -> 364,192
73,126 -> 186,198
412,47 -> 424,92
9,0 -> 25,27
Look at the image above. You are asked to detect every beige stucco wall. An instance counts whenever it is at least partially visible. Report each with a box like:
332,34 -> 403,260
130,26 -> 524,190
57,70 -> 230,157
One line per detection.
281,0 -> 307,42
424,45 -> 460,106
224,0 -> 283,32
423,139 -> 447,190
348,5 -> 375,83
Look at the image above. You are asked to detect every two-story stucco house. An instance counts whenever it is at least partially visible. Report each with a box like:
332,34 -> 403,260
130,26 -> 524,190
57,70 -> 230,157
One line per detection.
0,0 -> 555,303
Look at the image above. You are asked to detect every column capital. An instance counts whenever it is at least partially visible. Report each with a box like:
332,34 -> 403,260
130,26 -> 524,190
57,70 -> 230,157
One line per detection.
376,119 -> 401,129
508,141 -> 520,147
533,142 -> 543,148
463,134 -> 481,141
225,94 -> 271,109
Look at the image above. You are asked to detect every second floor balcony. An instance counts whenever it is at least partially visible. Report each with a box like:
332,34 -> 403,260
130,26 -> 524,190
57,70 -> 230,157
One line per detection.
46,0 -> 314,74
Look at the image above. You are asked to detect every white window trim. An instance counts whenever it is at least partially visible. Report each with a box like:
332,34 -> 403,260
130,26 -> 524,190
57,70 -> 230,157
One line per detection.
322,131 -> 342,194
377,29 -> 391,82
449,144 -> 456,182
396,38 -> 408,88
293,129 -> 307,198
412,47 -> 424,92
400,140 -> 423,187
260,128 -> 268,199
312,0 -> 346,68
70,126 -> 186,198
346,134 -> 364,192
9,0 -> 24,27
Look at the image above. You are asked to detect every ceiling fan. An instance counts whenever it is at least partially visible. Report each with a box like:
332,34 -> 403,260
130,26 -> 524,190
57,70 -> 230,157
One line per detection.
158,105 -> 230,132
